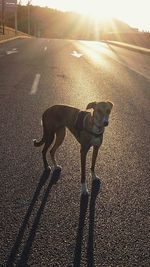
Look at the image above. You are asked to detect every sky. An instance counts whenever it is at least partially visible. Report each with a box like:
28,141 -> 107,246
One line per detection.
21,0 -> 150,31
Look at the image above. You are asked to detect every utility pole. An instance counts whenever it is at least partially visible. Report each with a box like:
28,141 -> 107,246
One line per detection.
15,0 -> 17,35
2,0 -> 5,34
27,0 -> 31,35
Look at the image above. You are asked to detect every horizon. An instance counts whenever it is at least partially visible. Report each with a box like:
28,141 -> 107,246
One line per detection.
20,0 -> 150,32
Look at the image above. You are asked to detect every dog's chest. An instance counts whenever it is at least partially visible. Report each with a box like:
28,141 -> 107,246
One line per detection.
90,125 -> 103,146
90,135 -> 102,146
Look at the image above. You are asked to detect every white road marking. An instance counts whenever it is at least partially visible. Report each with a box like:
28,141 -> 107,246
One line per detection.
71,50 -> 82,58
6,49 -> 18,55
30,74 -> 41,95
44,46 -> 47,51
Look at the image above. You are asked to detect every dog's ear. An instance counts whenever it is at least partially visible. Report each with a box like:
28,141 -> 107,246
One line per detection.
107,101 -> 114,110
86,102 -> 97,110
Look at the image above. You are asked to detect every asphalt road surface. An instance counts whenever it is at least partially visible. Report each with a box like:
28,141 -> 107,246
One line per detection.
0,38 -> 150,267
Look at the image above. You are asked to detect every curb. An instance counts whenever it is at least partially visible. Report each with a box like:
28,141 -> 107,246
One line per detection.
0,35 -> 31,44
103,41 -> 150,55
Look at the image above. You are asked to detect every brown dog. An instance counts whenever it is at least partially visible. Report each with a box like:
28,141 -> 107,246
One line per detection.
33,101 -> 113,195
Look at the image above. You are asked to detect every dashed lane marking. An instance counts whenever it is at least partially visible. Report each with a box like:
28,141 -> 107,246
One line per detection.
30,74 -> 41,95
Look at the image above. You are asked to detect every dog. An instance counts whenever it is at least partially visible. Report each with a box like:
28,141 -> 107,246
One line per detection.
33,101 -> 113,195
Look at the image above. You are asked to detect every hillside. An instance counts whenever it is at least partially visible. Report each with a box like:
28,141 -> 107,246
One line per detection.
2,4 -> 150,48
99,18 -> 134,33
4,5 -> 135,39
0,26 -> 30,42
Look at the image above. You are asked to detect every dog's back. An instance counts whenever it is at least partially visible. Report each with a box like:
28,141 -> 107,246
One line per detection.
42,105 -> 80,131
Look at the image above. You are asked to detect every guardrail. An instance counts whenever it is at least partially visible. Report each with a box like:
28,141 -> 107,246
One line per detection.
101,32 -> 150,49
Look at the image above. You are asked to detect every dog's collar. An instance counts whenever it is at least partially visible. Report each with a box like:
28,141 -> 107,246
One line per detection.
84,128 -> 104,137
83,114 -> 104,137
75,111 -> 88,131
75,111 -> 104,137
93,119 -> 103,130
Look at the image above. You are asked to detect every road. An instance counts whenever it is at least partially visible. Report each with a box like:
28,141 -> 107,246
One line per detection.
0,38 -> 150,267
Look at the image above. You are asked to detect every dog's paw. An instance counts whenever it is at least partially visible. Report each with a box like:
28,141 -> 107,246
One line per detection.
54,165 -> 62,172
45,165 -> 51,173
91,171 -> 100,181
52,165 -> 62,176
54,165 -> 62,171
81,190 -> 89,197
92,177 -> 100,186
91,178 -> 101,197
80,183 -> 89,196
93,176 -> 100,183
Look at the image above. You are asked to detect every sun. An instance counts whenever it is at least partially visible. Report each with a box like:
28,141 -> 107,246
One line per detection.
72,0 -> 113,22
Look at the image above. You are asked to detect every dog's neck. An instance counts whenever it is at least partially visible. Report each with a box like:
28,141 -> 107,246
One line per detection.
84,113 -> 104,136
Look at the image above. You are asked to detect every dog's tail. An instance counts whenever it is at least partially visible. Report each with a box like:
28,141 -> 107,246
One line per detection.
33,118 -> 45,147
33,138 -> 44,147
33,116 -> 48,147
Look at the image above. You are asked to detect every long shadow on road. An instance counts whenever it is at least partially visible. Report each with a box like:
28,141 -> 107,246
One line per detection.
6,168 -> 61,267
73,194 -> 89,267
73,179 -> 101,267
87,179 -> 101,267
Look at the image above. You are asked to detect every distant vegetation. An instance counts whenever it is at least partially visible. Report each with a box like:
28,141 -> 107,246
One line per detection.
2,4 -> 150,48
4,4 -> 134,38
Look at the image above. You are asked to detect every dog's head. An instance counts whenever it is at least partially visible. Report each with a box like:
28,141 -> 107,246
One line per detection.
86,101 -> 114,128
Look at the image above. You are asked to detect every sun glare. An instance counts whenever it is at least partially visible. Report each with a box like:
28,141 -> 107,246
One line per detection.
80,2 -> 115,21
25,0 -> 150,31
71,0 -> 116,23
31,0 -> 115,20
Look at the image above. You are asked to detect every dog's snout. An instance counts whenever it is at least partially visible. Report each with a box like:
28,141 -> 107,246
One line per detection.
102,116 -> 109,127
104,121 -> 109,127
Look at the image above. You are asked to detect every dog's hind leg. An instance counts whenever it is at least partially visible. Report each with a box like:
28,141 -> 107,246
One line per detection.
50,127 -> 66,171
42,132 -> 55,171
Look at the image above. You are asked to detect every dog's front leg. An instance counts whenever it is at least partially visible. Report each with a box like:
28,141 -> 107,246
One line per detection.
91,146 -> 100,181
80,145 -> 90,195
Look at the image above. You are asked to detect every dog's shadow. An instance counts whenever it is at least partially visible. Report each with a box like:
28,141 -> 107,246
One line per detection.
87,178 -> 101,267
73,179 -> 101,267
6,168 -> 61,267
